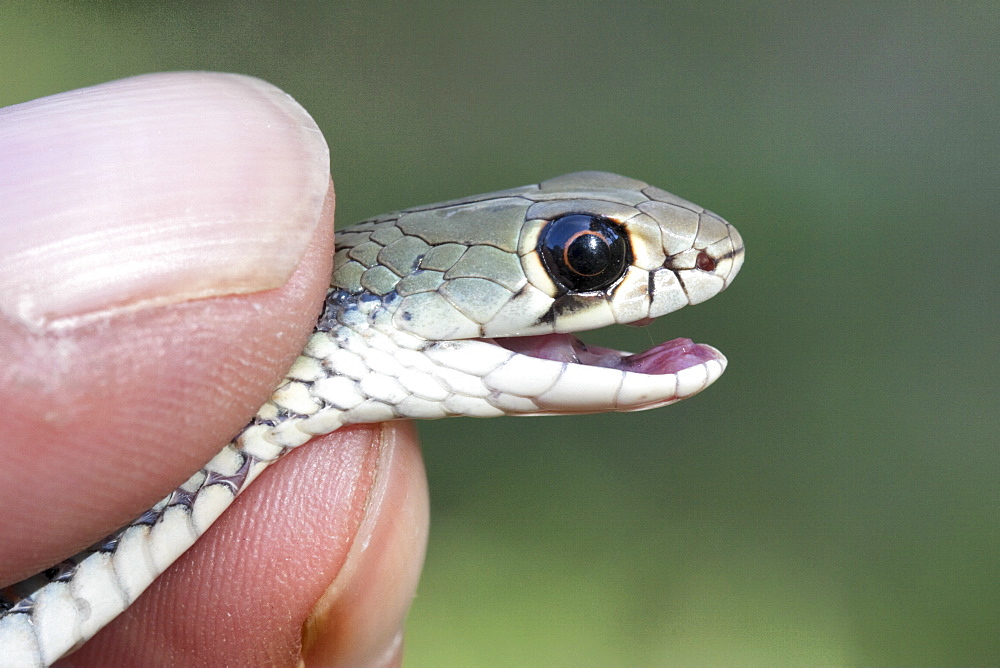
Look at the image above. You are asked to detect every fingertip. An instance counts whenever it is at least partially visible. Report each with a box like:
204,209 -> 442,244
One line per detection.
61,422 -> 428,667
0,72 -> 330,330
302,421 -> 429,667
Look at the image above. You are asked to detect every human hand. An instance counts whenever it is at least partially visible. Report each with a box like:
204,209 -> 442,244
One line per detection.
0,72 -> 428,667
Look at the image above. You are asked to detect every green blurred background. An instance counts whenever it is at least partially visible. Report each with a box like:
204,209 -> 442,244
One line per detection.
3,2 -> 997,665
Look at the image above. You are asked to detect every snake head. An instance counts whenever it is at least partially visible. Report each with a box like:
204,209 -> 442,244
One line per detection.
324,171 -> 744,418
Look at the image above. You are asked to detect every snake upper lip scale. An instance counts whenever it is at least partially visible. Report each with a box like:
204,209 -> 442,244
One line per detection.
0,171 -> 744,666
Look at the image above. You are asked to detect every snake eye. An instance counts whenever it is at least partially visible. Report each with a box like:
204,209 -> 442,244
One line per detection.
537,214 -> 632,293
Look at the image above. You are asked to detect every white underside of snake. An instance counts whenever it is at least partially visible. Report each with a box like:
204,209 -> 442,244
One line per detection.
0,171 -> 744,666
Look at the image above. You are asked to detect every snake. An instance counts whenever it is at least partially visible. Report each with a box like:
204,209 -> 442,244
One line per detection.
0,171 -> 744,666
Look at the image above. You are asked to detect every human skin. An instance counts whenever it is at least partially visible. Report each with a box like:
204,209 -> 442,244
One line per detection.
0,72 -> 428,667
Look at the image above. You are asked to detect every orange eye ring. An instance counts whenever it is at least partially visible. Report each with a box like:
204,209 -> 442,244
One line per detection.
560,230 -> 613,276
537,214 -> 631,293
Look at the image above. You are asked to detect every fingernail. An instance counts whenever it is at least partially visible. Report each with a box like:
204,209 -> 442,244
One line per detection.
0,72 -> 329,331
302,423 -> 429,667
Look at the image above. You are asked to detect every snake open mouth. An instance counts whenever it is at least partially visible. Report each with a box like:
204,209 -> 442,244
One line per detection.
489,333 -> 723,375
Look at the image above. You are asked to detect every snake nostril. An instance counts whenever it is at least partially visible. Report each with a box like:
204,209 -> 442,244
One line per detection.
696,251 -> 717,272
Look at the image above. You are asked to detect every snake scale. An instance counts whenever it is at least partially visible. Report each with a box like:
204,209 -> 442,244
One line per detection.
0,171 -> 744,665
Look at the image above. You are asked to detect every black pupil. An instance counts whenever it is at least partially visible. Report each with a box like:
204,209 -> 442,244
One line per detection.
537,214 -> 631,293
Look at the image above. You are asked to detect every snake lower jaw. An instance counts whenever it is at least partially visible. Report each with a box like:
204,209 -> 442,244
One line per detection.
477,333 -> 727,414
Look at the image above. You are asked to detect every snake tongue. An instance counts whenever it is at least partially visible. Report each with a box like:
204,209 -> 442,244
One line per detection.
614,338 -> 721,374
493,333 -> 721,375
